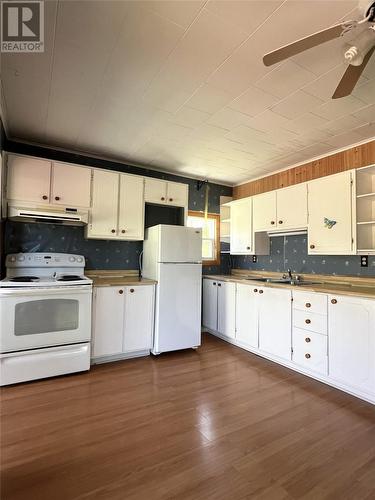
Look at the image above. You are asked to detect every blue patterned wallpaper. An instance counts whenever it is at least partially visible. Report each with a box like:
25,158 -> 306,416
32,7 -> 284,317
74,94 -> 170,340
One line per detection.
233,235 -> 375,277
4,140 -> 232,274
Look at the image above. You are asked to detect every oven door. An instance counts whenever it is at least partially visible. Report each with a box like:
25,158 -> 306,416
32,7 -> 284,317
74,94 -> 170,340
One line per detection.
0,285 -> 92,353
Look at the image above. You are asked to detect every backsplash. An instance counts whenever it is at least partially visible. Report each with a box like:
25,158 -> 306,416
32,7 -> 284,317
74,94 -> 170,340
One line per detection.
3,140 -> 232,274
232,235 -> 375,277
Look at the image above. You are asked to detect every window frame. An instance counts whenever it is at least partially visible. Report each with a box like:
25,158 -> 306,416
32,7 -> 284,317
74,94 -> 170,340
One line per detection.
188,211 -> 220,267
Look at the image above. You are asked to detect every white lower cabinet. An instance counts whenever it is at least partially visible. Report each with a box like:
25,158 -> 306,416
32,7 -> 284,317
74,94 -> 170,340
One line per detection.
202,278 -> 218,331
258,287 -> 292,361
328,294 -> 375,396
235,284 -> 258,348
217,281 -> 236,338
92,285 -> 155,360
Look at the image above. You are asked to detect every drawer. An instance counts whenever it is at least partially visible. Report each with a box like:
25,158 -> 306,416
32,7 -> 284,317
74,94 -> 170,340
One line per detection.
293,309 -> 327,335
292,290 -> 327,315
292,328 -> 328,376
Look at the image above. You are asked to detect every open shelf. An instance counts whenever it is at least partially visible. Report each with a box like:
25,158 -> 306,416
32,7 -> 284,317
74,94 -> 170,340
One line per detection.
357,223 -> 375,252
357,165 -> 375,196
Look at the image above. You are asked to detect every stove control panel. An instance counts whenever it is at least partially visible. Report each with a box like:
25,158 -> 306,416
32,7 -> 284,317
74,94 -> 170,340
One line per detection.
6,253 -> 86,268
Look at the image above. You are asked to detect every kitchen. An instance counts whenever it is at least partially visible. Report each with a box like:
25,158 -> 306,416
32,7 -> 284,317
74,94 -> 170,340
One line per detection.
1,1 -> 375,499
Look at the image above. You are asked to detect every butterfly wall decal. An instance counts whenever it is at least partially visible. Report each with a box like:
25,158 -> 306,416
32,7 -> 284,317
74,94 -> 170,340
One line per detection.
324,217 -> 337,229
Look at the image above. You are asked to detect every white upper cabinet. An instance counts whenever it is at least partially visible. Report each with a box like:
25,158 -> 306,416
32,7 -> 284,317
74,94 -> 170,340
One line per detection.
328,294 -> 375,396
308,171 -> 355,255
253,191 -> 277,232
118,174 -> 144,240
230,198 -> 252,254
88,169 -> 119,239
258,287 -> 292,361
145,178 -> 188,208
7,155 -> 91,208
51,162 -> 91,208
7,155 -> 51,203
276,183 -> 307,230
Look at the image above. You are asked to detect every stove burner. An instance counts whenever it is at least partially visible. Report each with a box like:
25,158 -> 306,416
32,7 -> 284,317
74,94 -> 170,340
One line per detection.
57,275 -> 84,282
9,276 -> 40,282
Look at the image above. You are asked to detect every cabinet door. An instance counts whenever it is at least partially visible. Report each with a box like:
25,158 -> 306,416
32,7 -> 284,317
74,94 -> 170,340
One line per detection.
217,281 -> 236,338
52,163 -> 91,208
308,171 -> 354,254
236,284 -> 258,348
88,170 -> 119,238
7,155 -> 51,203
328,295 -> 375,395
144,178 -> 167,204
118,174 -> 144,240
253,191 -> 277,232
166,182 -> 188,207
277,183 -> 307,230
123,286 -> 154,352
258,287 -> 292,360
230,198 -> 253,254
202,279 -> 218,331
92,287 -> 125,357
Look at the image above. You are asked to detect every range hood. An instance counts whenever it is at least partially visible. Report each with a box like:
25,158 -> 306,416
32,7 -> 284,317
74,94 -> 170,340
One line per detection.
8,205 -> 89,226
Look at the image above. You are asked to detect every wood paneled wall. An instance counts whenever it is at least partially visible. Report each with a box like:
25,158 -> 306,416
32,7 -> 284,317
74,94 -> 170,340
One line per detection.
233,140 -> 375,199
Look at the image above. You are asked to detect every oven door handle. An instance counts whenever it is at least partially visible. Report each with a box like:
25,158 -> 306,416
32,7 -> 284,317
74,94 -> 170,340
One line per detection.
0,285 -> 92,297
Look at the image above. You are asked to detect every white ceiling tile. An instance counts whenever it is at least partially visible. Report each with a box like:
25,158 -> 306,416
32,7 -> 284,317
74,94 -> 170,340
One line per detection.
254,61 -> 316,98
353,123 -> 375,139
320,114 -> 364,135
139,1 -> 205,29
207,107 -> 256,130
286,112 -> 330,134
352,79 -> 375,105
312,95 -> 368,120
225,125 -> 268,144
184,84 -> 234,113
324,130 -> 365,148
352,103 -> 375,123
228,85 -> 280,117
271,91 -> 323,120
170,106 -> 210,128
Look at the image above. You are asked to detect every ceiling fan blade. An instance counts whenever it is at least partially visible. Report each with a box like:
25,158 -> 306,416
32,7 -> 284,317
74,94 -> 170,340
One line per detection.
332,45 -> 375,99
263,21 -> 357,67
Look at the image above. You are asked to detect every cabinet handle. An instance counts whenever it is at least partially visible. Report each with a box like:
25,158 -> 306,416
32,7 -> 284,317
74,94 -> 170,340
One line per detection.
253,288 -> 258,293
161,197 -> 165,201
213,282 -> 216,285
246,246 -> 251,250
278,220 -> 283,224
305,303 -> 311,308
305,319 -> 311,324
270,221 -> 275,225
42,195 -> 48,200
305,353 -> 311,359
121,229 -> 126,234
218,283 -> 222,287
169,198 -> 173,202
310,244 -> 315,249
305,337 -> 311,343
258,290 -> 263,294
118,289 -> 124,294
331,299 -> 337,304
130,288 -> 135,293
111,229 -> 116,233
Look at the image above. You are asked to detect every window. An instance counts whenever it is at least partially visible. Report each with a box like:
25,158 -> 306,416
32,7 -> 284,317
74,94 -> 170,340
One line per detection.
187,211 -> 220,266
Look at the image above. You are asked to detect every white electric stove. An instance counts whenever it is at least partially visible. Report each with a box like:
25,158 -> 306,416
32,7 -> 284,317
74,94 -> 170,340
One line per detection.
0,253 -> 93,386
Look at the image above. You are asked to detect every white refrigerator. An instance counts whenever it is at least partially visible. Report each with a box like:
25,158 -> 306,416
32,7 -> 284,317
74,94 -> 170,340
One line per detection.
142,225 -> 202,354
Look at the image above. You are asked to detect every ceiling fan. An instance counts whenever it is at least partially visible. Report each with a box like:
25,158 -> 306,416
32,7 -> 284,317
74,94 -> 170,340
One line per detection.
263,0 -> 375,99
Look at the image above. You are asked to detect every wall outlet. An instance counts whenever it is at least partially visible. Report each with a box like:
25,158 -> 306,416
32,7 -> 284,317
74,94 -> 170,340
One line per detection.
252,255 -> 257,263
361,256 -> 368,267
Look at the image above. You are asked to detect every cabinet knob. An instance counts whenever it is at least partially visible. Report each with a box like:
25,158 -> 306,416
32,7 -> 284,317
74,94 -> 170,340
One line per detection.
270,221 -> 275,225
305,318 -> 311,324
218,283 -> 222,287
42,195 -> 48,200
213,282 -> 216,285
169,198 -> 173,202
121,229 -> 126,234
130,288 -> 135,293
258,290 -> 263,294
254,288 -> 258,293
331,298 -> 337,304
119,289 -> 124,294
305,337 -> 311,343
246,246 -> 251,250
305,353 -> 311,359
55,196 -> 60,201
305,302 -> 311,308
161,197 -> 165,201
310,244 -> 315,249
278,220 -> 283,224
111,229 -> 116,233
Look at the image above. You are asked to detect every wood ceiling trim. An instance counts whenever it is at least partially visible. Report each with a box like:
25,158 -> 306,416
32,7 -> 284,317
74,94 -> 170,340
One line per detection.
233,140 -> 375,199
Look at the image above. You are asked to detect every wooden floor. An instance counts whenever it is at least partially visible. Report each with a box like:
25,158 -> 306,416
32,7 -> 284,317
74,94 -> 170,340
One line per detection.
1,334 -> 375,500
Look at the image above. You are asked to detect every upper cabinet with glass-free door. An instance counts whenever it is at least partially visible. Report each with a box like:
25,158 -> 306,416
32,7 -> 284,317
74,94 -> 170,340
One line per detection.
51,162 -> 91,208
308,170 -> 355,255
230,197 -> 253,254
253,191 -> 277,232
144,178 -> 188,208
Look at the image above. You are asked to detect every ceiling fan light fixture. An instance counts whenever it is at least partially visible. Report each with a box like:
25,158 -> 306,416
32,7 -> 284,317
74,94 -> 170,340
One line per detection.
343,26 -> 375,66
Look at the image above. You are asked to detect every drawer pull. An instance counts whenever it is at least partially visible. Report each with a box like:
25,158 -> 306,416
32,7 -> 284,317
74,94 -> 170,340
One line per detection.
130,289 -> 135,293
331,299 -> 337,304
258,290 -> 263,294
118,290 -> 124,295
305,337 -> 311,343
305,353 -> 311,359
305,319 -> 311,324
254,288 -> 258,293
305,302 -> 311,308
